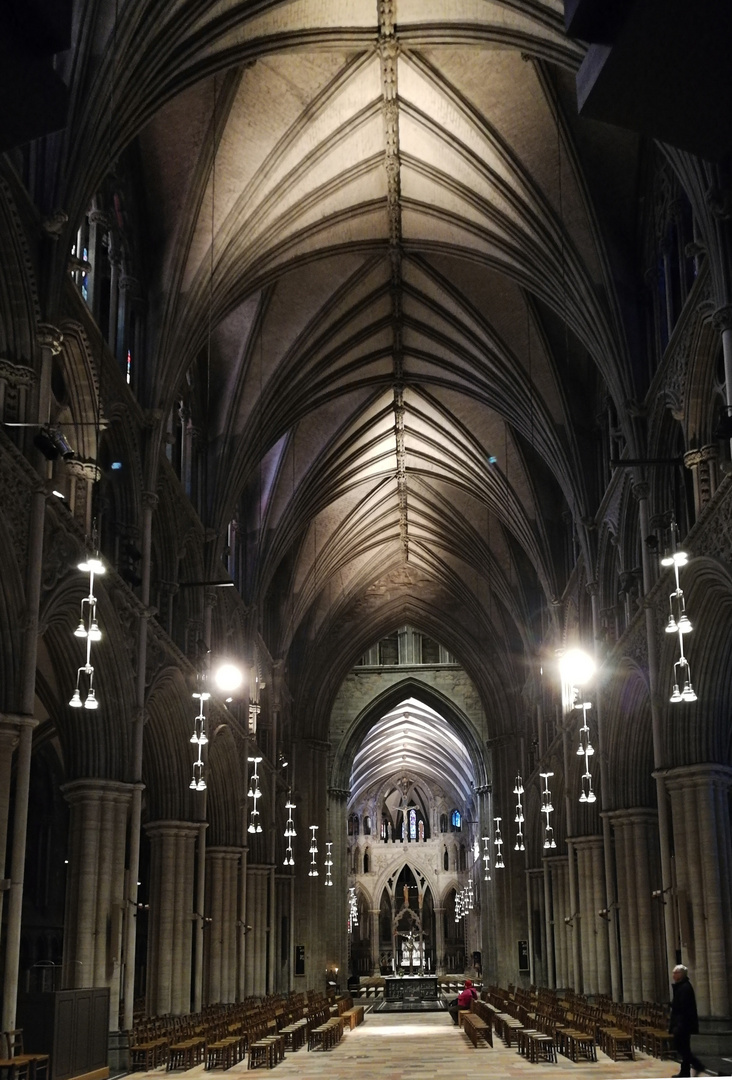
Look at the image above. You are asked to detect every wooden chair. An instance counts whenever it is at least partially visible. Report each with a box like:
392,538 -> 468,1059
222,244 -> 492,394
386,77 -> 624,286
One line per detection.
3,1032 -> 49,1080
0,1033 -> 31,1080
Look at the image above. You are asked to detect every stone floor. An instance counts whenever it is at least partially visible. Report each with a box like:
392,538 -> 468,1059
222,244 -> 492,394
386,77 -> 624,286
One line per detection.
134,1011 -> 684,1080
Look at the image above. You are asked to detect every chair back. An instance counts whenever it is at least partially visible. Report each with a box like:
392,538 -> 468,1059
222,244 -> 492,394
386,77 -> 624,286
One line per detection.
7,1030 -> 25,1055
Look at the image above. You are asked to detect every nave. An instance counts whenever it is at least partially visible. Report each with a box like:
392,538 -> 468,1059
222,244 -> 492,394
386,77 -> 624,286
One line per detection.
128,1012 -> 675,1080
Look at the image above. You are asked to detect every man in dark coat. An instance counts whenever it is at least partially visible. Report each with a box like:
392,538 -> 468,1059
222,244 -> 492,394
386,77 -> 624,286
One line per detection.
670,965 -> 704,1077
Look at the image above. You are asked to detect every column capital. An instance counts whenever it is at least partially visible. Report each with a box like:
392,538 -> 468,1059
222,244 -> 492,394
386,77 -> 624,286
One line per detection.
712,304 -> 732,333
142,490 -> 159,511
61,778 -> 135,805
145,819 -> 201,840
328,787 -> 351,801
654,764 -> 732,791
631,481 -> 650,502
66,460 -> 102,483
0,714 -> 38,733
36,323 -> 64,355
683,448 -> 703,469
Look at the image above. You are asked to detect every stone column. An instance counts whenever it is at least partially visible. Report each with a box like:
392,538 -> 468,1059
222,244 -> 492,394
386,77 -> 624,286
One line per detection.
328,787 -> 349,979
2,467 -> 45,1033
237,835 -> 248,1001
0,721 -> 19,933
664,765 -> 732,1017
683,445 -> 719,519
713,304 -> 732,441
206,847 -> 241,1004
145,821 -> 198,1016
526,868 -> 545,986
612,809 -> 666,1003
123,486 -> 157,1030
542,857 -> 555,988
635,480 -> 677,980
245,866 -> 270,996
369,908 -> 381,974
550,857 -> 570,988
566,840 -> 581,990
62,781 -> 131,1027
86,206 -> 108,322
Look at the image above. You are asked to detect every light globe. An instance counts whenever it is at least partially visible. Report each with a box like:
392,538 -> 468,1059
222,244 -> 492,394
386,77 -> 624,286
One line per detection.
213,662 -> 245,694
559,648 -> 595,687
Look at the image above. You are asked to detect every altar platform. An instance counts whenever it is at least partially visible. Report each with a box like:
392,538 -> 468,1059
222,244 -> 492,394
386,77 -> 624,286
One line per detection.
375,975 -> 444,1011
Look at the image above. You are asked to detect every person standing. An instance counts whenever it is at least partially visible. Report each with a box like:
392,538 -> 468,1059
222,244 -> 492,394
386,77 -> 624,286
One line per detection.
669,964 -> 704,1077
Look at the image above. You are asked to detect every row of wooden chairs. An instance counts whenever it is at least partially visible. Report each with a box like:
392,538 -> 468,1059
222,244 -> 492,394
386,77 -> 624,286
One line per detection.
0,1031 -> 49,1080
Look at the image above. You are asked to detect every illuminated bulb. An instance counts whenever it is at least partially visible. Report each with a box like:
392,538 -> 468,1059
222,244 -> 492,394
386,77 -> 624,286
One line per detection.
84,689 -> 98,710
197,779 -> 206,791
669,683 -> 682,703
74,620 -> 87,638
677,614 -> 693,634
681,681 -> 697,702
665,614 -> 678,634
69,689 -> 83,708
88,620 -> 102,642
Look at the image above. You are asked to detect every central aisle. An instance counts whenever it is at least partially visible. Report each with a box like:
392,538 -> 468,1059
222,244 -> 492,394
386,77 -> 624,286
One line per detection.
267,1011 -> 676,1080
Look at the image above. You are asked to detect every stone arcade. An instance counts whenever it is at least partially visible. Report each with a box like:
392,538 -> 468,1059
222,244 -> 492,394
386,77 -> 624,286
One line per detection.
0,0 -> 731,1074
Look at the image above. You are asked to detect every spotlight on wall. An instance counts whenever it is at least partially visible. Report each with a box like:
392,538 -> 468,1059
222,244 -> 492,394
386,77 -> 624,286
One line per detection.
34,426 -> 75,461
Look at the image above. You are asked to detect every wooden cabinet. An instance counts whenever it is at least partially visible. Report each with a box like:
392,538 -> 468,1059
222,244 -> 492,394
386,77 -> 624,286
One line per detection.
18,988 -> 109,1080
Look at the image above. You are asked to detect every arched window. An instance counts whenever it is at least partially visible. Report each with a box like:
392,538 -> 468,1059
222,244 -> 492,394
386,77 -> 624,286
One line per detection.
451,809 -> 461,831
440,813 -> 448,833
443,847 -> 449,871
459,844 -> 467,871
363,848 -> 370,873
418,819 -> 425,842
348,813 -> 360,836
364,815 -> 371,835
409,808 -> 417,840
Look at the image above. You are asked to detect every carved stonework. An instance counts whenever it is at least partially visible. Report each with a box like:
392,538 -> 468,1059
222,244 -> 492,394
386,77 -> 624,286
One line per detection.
36,323 -> 64,355
0,359 -> 36,387
0,454 -> 32,566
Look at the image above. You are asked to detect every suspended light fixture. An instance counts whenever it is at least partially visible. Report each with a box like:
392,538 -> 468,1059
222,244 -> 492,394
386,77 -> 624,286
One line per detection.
348,886 -> 358,930
540,772 -> 557,849
482,835 -> 491,881
283,797 -> 296,865
493,816 -> 505,868
561,649 -> 597,805
324,841 -> 333,886
308,825 -> 319,876
513,774 -> 525,850
664,521 -> 696,704
69,546 -> 106,710
189,688 -> 210,791
247,757 -> 263,833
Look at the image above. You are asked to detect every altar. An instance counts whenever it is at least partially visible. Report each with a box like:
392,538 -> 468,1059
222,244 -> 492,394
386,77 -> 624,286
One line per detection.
384,975 -> 438,1003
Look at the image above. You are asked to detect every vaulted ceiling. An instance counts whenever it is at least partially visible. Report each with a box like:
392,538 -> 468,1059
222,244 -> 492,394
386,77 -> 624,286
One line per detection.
59,1 -> 645,725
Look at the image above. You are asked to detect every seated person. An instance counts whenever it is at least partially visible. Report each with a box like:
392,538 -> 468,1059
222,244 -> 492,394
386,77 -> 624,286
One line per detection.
448,979 -> 478,1025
